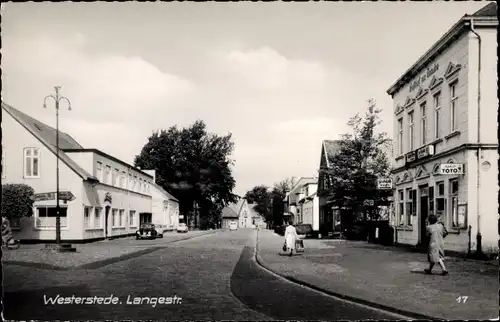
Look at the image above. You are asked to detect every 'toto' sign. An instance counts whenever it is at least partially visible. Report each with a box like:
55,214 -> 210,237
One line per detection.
439,163 -> 463,175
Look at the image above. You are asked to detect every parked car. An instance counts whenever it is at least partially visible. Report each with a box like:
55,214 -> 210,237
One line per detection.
229,222 -> 238,231
177,223 -> 188,233
136,223 -> 158,240
154,224 -> 164,238
165,224 -> 175,231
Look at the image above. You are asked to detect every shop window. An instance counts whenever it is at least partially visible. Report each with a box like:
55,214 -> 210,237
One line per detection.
84,206 -> 93,229
36,206 -> 68,228
94,208 -> 102,228
435,181 -> 446,223
119,209 -> 125,227
405,188 -> 415,226
449,179 -> 463,228
398,190 -> 404,225
112,209 -> 118,227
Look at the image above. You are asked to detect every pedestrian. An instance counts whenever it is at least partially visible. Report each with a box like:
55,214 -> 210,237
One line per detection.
424,214 -> 449,275
284,220 -> 298,257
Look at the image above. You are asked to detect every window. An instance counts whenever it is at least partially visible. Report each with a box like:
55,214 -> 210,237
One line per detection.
433,92 -> 441,139
104,165 -> 111,184
129,174 -> 133,190
96,162 -> 103,181
129,210 -> 136,227
112,209 -> 118,227
24,148 -> 40,178
119,209 -> 125,227
405,188 -> 415,226
397,118 -> 403,155
133,176 -> 137,191
398,190 -> 404,225
408,111 -> 414,151
139,179 -> 143,192
449,179 -> 462,228
2,147 -> 5,179
121,171 -> 126,188
94,208 -> 102,228
36,206 -> 68,228
429,186 -> 434,216
449,83 -> 458,131
420,102 -> 427,145
435,181 -> 446,222
113,168 -> 119,186
84,207 -> 92,228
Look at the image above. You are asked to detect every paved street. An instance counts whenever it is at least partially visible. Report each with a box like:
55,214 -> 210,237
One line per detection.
257,229 -> 499,321
4,229 -> 408,320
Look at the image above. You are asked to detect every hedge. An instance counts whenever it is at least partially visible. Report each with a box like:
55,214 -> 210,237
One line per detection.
1,184 -> 35,219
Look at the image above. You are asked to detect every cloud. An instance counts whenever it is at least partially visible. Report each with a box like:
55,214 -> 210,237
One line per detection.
224,47 -> 327,90
2,33 -> 194,128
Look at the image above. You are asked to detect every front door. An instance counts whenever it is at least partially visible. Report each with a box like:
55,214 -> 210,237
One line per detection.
105,206 -> 110,239
419,189 -> 429,248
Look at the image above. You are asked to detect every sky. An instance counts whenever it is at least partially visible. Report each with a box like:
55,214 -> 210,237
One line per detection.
1,1 -> 487,196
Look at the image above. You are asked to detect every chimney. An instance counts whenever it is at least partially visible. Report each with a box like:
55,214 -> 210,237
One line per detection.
143,169 -> 156,183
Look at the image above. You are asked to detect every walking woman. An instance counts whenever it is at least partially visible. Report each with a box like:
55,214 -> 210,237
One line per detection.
284,220 -> 298,256
424,214 -> 449,275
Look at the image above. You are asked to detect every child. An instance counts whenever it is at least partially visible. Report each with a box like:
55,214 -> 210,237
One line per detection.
424,214 -> 449,275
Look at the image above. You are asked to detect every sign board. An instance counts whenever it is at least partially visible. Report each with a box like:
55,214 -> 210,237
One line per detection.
440,163 -> 463,175
31,191 -> 75,202
417,145 -> 435,159
377,178 -> 393,190
405,151 -> 417,163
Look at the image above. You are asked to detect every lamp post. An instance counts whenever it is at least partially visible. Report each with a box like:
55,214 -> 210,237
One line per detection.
44,86 -> 71,246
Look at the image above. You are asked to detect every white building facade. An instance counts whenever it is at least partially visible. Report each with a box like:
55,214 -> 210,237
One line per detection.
297,182 -> 320,232
2,102 -> 158,242
387,4 -> 498,255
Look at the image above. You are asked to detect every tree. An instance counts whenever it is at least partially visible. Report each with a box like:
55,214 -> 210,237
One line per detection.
320,99 -> 392,230
245,185 -> 273,227
134,120 -> 238,229
1,184 -> 35,225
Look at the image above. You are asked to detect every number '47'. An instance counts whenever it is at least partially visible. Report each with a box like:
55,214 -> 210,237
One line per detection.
457,296 -> 468,303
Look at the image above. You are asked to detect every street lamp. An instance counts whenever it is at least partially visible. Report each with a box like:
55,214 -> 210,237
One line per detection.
44,86 -> 71,247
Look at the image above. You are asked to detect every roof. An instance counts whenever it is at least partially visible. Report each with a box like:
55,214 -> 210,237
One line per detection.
222,198 -> 246,218
387,2 -> 497,96
285,177 -> 318,201
322,140 -> 341,168
221,205 -> 239,218
247,203 -> 263,218
63,148 -> 153,179
151,183 -> 179,202
2,102 -> 97,182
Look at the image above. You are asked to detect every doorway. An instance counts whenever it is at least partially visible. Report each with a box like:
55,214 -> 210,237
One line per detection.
105,206 -> 110,239
419,186 -> 429,248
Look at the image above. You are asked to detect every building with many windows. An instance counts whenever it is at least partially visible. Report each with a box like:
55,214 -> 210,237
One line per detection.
1,102 -> 176,243
387,3 -> 498,254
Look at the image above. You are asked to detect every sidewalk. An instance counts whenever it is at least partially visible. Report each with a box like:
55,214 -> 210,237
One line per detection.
256,229 -> 498,321
2,230 -> 216,269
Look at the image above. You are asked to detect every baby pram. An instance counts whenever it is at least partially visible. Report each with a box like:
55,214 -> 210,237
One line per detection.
2,216 -> 20,249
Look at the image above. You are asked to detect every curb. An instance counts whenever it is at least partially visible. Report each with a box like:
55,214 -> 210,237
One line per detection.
255,230 -> 442,321
4,230 -> 218,271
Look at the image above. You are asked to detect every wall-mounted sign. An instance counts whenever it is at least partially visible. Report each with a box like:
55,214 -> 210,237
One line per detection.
417,145 -> 435,159
377,178 -> 393,190
409,63 -> 440,92
439,163 -> 463,175
31,191 -> 75,202
405,151 -> 417,163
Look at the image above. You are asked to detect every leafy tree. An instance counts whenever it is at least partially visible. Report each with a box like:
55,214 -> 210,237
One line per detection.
134,120 -> 238,228
1,184 -> 35,222
245,185 -> 273,227
320,99 -> 392,230
271,178 -> 296,226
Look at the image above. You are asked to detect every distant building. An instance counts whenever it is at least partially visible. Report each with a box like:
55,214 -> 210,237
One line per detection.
283,177 -> 317,226
297,182 -> 320,231
386,2 -> 498,254
1,102 -> 160,243
248,203 -> 266,228
221,197 -> 257,229
317,140 -> 342,236
145,169 -> 180,229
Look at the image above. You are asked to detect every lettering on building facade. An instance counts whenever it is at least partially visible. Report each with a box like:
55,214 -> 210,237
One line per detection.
409,63 -> 440,92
